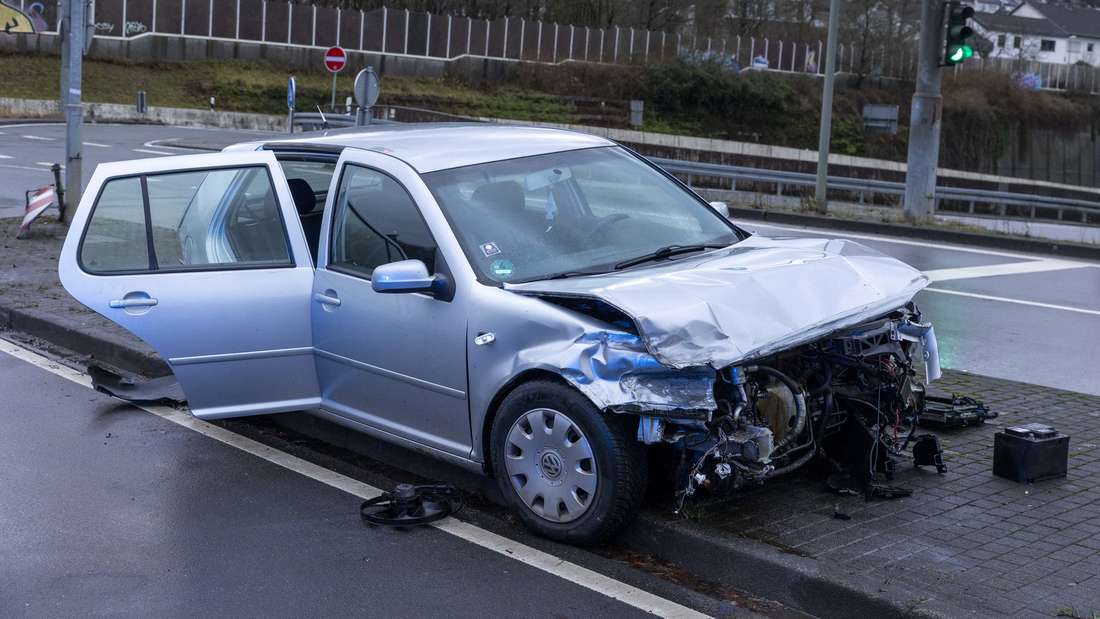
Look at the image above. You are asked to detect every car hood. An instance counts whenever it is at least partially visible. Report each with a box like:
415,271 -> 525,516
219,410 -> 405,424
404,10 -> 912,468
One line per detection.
505,235 -> 929,370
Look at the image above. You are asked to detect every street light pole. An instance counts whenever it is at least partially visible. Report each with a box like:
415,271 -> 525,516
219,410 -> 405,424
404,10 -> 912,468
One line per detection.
814,0 -> 843,210
62,0 -> 85,224
904,0 -> 947,221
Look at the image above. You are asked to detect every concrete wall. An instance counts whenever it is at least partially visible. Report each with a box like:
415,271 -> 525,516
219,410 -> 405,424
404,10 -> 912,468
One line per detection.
0,97 -> 287,131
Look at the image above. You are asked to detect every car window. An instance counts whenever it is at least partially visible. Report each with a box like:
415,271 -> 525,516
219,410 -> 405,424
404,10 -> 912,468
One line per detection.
423,146 -> 740,284
279,159 -> 337,214
80,177 -> 150,272
329,165 -> 437,278
79,166 -> 292,274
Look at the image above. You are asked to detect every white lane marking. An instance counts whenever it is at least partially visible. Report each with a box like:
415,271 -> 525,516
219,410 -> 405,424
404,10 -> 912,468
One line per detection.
132,148 -> 174,156
923,260 -> 1096,282
144,140 -> 198,151
0,338 -> 707,619
746,222 -> 1098,265
83,141 -> 112,148
0,163 -> 52,173
35,162 -> 62,168
0,154 -> 12,159
923,287 -> 1100,317
23,135 -> 56,141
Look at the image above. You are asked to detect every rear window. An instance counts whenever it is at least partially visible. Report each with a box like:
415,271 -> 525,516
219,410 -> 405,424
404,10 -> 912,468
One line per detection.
80,166 -> 293,274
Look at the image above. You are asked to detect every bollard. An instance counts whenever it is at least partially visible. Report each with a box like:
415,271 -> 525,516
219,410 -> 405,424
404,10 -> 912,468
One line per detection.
135,91 -> 147,114
629,100 -> 644,128
209,96 -> 216,111
51,163 -> 65,218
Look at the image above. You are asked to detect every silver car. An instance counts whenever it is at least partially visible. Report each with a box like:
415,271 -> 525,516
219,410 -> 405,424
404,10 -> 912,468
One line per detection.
60,124 -> 938,544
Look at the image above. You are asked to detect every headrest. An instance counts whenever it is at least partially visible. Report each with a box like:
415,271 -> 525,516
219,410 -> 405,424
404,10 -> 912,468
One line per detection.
286,178 -> 317,216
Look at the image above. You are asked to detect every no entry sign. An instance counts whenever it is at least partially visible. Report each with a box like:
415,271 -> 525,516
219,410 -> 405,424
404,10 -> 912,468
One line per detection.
324,47 -> 347,73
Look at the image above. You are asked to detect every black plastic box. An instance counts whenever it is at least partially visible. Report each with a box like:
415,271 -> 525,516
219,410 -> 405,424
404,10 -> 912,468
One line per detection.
993,423 -> 1069,483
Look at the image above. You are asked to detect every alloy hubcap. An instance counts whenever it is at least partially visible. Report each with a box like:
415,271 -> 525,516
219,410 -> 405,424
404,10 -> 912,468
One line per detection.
504,408 -> 597,523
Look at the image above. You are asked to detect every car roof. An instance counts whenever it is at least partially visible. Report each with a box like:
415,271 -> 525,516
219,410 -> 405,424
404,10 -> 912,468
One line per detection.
226,123 -> 616,173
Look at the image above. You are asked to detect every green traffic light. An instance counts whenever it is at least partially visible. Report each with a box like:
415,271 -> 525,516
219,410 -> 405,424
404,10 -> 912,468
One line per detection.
962,45 -> 973,58
949,46 -> 965,62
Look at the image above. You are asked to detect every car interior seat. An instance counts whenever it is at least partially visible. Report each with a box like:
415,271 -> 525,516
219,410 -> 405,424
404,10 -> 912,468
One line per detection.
287,178 -> 322,263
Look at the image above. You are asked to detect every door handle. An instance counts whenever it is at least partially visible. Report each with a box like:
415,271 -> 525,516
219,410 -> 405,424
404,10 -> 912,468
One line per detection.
109,297 -> 158,309
313,292 -> 341,307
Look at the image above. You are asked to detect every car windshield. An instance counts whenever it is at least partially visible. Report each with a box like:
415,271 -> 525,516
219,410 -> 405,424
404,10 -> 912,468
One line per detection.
422,146 -> 742,283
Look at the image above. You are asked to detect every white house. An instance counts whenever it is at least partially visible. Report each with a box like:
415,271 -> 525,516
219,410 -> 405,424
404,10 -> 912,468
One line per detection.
973,2 -> 1100,66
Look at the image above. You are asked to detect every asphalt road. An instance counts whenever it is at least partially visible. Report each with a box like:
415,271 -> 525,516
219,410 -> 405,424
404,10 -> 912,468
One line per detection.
0,123 -> 268,218
0,342 -> 738,619
2,122 -> 1097,395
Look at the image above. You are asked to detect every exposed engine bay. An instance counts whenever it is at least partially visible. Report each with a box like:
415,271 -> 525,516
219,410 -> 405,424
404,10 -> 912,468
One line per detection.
626,304 -> 956,507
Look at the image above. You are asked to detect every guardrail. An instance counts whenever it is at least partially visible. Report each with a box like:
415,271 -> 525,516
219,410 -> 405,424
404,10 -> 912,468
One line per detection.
653,158 -> 1100,225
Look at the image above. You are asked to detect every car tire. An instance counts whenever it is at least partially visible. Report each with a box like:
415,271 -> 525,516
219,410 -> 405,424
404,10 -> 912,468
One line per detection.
490,379 -> 647,545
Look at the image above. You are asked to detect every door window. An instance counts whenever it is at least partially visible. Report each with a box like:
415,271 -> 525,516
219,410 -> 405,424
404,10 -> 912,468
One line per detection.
329,165 -> 437,278
80,166 -> 292,274
80,177 -> 150,272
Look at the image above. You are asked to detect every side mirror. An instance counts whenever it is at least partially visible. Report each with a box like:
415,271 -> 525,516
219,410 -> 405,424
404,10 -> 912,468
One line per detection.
371,259 -> 443,295
709,201 -> 731,218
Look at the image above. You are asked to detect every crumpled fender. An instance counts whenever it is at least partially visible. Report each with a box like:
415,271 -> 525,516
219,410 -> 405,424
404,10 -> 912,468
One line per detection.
525,331 -> 716,416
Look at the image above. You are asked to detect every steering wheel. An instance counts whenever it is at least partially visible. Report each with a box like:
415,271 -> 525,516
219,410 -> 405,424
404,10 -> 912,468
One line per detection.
581,213 -> 631,243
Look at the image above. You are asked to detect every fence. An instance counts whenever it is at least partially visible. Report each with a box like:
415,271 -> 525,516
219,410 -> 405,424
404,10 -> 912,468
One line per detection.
9,0 -> 1100,93
11,0 -> 916,79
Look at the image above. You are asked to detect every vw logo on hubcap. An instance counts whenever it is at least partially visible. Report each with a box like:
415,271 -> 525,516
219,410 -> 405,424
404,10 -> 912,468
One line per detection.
539,451 -> 564,480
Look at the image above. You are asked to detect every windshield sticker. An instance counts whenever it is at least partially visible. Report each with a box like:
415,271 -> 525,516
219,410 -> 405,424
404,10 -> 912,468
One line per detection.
480,242 -> 501,257
490,259 -> 515,280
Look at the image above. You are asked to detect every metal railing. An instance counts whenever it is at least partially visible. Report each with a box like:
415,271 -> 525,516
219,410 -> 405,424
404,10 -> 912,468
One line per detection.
654,158 -> 1100,224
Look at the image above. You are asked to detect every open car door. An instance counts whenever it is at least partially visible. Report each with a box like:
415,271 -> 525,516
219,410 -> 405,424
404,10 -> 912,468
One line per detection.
59,151 -> 319,419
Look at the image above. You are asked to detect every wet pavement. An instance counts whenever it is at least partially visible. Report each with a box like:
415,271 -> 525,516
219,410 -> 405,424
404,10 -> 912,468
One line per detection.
0,346 -> 713,619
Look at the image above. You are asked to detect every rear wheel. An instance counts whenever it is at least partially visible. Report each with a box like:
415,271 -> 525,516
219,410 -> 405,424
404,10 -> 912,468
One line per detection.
490,380 -> 647,544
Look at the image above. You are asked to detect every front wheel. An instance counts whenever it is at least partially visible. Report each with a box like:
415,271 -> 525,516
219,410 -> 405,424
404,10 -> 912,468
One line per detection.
490,380 -> 647,545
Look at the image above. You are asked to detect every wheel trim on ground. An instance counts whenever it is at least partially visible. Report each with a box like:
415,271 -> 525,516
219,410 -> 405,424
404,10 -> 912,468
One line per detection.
504,407 -> 598,524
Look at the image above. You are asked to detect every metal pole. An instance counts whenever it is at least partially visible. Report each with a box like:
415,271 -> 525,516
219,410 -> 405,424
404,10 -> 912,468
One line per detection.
903,0 -> 947,221
59,0 -> 69,115
814,0 -> 842,209
63,0 -> 85,224
330,72 -> 337,111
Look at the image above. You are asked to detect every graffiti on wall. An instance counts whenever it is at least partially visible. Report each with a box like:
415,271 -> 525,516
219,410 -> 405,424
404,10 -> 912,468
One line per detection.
1,1 -> 47,34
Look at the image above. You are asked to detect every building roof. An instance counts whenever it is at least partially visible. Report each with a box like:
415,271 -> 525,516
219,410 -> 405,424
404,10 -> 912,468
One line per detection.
226,123 -> 615,173
1032,3 -> 1100,38
973,10 -> 1068,37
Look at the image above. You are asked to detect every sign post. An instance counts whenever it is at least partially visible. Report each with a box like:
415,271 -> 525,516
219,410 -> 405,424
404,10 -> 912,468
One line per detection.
287,76 -> 296,134
353,66 -> 381,126
323,46 -> 347,112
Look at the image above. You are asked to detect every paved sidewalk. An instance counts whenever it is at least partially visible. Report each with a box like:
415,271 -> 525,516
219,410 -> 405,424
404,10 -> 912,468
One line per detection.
4,217 -> 1099,617
674,371 -> 1100,618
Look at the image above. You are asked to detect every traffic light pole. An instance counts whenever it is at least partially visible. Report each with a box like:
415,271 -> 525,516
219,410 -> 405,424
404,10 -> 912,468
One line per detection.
903,0 -> 947,221
814,0 -> 843,210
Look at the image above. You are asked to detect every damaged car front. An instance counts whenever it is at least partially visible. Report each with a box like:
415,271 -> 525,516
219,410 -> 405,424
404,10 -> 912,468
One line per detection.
427,145 -> 946,542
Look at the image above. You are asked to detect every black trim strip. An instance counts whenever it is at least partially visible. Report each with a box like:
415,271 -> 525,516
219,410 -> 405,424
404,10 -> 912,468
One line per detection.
139,175 -> 158,271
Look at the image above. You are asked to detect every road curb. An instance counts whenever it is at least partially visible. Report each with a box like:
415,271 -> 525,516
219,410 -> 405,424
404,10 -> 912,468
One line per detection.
731,206 -> 1100,260
621,514 -> 974,619
0,305 -> 168,377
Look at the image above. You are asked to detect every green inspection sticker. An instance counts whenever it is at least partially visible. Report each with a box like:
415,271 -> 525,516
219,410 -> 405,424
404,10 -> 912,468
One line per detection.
489,259 -> 515,280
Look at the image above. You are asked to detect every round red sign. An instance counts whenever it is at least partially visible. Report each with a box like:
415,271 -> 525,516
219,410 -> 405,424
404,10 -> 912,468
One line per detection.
324,46 -> 347,73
